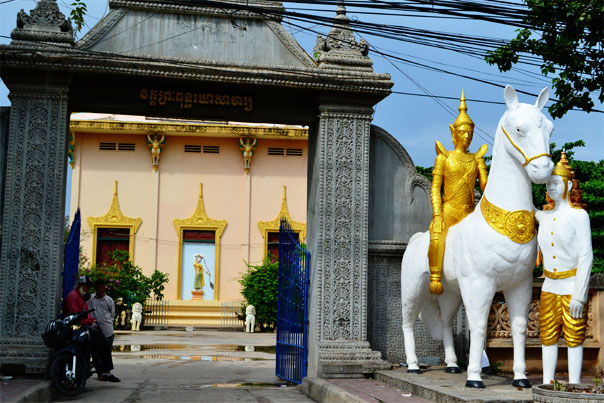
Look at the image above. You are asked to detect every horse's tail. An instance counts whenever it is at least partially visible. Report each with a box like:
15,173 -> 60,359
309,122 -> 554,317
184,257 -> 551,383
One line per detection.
419,299 -> 443,341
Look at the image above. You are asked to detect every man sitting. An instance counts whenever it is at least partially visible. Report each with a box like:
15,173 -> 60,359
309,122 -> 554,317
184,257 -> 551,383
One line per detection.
63,275 -> 105,380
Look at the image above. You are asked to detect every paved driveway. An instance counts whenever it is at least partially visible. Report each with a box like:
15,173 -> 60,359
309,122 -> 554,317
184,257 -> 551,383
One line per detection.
55,330 -> 313,402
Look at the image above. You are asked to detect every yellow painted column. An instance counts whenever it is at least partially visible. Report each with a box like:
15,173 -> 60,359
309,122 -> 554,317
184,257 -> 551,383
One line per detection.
241,171 -> 252,265
149,168 -> 161,271
70,134 -> 83,216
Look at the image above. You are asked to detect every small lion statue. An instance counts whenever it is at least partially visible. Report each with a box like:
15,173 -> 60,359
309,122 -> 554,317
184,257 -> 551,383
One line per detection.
245,305 -> 256,333
131,302 -> 143,331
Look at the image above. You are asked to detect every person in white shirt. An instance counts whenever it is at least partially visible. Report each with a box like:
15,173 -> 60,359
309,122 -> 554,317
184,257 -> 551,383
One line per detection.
536,152 -> 593,385
90,278 -> 120,382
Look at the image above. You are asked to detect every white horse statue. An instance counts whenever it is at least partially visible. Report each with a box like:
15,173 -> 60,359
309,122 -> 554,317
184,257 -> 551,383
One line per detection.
401,85 -> 554,388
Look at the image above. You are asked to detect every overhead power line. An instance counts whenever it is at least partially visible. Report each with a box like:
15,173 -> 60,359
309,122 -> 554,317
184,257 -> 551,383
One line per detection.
1,1 -> 601,114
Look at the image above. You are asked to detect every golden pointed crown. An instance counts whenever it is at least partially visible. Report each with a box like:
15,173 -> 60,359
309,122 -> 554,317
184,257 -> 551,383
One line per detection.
452,90 -> 474,129
552,150 -> 574,180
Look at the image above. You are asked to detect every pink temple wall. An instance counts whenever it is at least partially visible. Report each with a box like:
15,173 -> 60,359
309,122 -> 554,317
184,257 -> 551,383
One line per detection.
70,130 -> 307,301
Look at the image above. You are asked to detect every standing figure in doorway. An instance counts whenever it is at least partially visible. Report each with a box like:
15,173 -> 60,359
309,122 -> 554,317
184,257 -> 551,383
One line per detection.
193,254 -> 211,291
428,90 -> 489,295
537,152 -> 593,385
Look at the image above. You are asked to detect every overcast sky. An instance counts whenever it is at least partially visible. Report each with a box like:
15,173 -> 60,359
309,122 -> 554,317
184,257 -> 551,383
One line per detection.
1,0 -> 602,171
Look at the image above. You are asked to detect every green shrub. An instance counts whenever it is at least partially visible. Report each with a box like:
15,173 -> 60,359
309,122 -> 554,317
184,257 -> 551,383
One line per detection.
80,250 -> 169,306
238,255 -> 279,332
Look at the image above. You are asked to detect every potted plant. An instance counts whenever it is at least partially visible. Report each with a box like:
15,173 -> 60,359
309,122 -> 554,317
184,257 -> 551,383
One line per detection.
533,378 -> 604,402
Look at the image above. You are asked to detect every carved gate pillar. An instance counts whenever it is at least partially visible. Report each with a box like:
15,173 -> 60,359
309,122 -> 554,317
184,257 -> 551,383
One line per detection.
0,0 -> 73,372
0,77 -> 71,373
307,104 -> 389,378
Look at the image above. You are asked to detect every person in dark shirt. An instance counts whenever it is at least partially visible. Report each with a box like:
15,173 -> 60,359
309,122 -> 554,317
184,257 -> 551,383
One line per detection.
63,275 -> 105,379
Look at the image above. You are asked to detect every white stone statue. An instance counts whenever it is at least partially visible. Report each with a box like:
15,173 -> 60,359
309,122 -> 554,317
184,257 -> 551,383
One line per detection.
245,305 -> 256,333
401,85 -> 554,388
131,302 -> 143,331
536,152 -> 593,385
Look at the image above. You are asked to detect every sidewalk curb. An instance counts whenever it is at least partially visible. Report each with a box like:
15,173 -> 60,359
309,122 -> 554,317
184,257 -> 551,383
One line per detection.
10,381 -> 55,403
299,377 -> 366,403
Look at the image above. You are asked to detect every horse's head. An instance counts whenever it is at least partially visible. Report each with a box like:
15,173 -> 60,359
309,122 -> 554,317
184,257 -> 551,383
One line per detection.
500,85 -> 554,184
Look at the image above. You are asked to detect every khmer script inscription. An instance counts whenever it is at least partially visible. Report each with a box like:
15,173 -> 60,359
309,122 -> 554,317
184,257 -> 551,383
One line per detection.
139,89 -> 253,111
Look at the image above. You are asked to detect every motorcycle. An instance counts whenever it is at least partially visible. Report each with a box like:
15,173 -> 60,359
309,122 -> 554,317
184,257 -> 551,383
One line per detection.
42,309 -> 96,396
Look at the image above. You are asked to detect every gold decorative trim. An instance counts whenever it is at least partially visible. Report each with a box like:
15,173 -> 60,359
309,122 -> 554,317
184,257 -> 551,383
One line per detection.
501,126 -> 551,167
69,119 -> 308,140
480,196 -> 535,244
258,186 -> 306,256
87,181 -> 142,265
543,268 -> 577,280
173,183 -> 227,301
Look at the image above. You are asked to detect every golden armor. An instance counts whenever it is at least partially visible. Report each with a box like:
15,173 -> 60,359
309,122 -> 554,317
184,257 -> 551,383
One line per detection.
428,91 -> 488,295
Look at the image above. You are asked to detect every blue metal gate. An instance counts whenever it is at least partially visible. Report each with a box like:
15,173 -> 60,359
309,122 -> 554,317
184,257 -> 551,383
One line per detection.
276,218 -> 310,384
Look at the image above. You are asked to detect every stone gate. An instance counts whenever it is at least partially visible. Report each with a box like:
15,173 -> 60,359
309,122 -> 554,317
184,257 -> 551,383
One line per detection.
0,0 -> 437,376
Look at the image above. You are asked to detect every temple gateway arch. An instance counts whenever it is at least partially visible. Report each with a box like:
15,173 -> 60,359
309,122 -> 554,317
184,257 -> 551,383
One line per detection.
0,0 -> 435,377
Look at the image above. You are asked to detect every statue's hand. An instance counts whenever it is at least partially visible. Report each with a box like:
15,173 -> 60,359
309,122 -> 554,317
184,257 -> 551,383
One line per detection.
432,215 -> 445,233
569,298 -> 584,319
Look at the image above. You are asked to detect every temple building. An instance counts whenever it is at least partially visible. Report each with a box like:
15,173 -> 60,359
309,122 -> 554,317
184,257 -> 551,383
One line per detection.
68,113 -> 307,325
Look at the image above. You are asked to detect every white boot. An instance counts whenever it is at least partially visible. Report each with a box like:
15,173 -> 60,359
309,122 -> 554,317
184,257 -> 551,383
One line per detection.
542,344 -> 558,385
567,345 -> 584,384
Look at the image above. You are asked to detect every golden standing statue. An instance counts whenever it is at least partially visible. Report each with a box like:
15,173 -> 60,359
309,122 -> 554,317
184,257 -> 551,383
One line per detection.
428,91 -> 488,295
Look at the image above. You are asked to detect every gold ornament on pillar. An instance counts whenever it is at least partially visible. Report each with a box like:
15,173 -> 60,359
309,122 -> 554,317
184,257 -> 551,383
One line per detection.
239,137 -> 258,175
146,134 -> 165,172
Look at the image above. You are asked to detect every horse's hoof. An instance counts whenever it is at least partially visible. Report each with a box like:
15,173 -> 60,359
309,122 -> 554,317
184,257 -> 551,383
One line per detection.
445,366 -> 461,374
465,380 -> 485,389
407,369 -> 422,374
512,379 -> 532,389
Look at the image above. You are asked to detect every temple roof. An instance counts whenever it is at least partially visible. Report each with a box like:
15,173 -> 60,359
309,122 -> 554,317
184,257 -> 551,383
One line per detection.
77,0 -> 316,69
1,0 -> 393,99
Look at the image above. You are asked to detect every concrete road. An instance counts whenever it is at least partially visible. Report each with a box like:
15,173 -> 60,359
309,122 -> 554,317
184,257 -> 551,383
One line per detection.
55,330 -> 314,403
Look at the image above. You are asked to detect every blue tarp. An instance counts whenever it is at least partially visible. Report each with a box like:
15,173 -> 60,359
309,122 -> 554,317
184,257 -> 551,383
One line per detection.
63,208 -> 81,299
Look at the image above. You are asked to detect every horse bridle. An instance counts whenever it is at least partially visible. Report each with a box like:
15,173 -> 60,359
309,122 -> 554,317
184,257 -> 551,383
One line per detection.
501,125 -> 552,167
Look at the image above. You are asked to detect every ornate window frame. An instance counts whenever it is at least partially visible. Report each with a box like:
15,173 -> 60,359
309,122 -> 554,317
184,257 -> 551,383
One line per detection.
173,183 -> 227,300
257,186 -> 306,256
87,181 -> 142,265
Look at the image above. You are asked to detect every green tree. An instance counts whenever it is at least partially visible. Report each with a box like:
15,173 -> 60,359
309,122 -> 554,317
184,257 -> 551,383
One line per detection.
81,250 -> 169,305
70,0 -> 87,34
485,0 -> 604,118
416,165 -> 433,182
238,256 -> 279,332
572,160 -> 604,273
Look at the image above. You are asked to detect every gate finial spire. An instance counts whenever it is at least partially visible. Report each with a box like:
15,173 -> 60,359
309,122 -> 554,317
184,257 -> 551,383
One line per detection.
11,0 -> 74,45
313,0 -> 373,71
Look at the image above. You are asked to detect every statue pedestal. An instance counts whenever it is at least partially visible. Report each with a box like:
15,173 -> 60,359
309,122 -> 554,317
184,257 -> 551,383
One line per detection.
191,290 -> 204,300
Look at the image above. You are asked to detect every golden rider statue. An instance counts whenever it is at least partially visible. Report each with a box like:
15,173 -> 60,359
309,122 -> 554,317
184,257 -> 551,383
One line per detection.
428,91 -> 488,295
537,152 -> 593,385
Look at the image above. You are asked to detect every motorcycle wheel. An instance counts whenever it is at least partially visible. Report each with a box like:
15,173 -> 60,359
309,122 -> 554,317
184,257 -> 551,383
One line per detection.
49,353 -> 87,396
